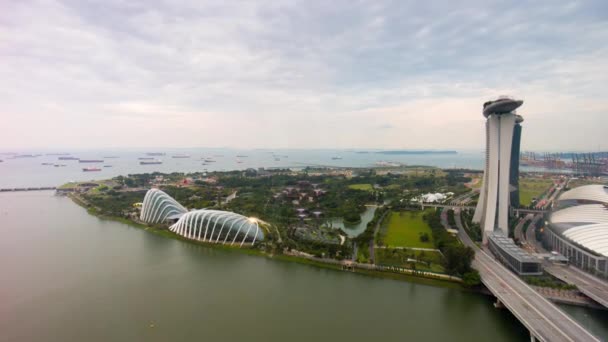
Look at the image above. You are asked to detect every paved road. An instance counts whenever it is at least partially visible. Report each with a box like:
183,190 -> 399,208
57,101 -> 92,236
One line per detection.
456,212 -> 599,342
514,214 -> 533,242
524,215 -> 608,309
424,203 -> 547,215
544,264 -> 608,309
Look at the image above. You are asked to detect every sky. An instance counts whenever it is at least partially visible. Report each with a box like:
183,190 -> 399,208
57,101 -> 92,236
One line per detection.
1,0 -> 607,151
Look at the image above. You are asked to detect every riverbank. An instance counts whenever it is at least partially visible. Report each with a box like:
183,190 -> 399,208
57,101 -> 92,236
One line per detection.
67,193 -> 464,289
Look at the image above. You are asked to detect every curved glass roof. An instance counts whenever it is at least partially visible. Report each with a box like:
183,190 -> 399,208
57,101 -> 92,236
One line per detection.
170,209 -> 264,245
140,189 -> 187,224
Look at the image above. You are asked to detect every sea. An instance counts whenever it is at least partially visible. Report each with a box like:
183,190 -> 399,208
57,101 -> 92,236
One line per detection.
0,148 -> 487,188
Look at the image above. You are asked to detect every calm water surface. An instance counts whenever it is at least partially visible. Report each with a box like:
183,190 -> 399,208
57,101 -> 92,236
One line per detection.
1,192 -> 606,342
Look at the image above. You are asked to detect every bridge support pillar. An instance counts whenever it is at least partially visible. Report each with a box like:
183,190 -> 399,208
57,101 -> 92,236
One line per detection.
493,298 -> 504,309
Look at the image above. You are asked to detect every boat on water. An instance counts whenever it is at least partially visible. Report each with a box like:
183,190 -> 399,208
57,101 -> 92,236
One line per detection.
138,157 -> 155,160
331,156 -> 342,160
103,156 -> 119,159
103,165 -> 113,168
140,160 -> 162,165
204,159 -> 216,162
54,164 -> 66,167
79,159 -> 104,163
236,155 -> 248,158
146,152 -> 166,156
172,154 -> 191,158
41,162 -> 54,165
82,167 -> 101,172
58,156 -> 79,160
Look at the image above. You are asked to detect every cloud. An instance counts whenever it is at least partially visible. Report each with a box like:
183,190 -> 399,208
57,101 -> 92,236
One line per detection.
0,0 -> 607,151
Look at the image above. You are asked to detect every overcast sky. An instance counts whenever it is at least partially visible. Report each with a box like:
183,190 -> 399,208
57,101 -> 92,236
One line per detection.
1,0 -> 607,151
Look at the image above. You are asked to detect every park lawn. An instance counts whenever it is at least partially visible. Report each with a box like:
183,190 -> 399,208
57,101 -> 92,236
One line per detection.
348,183 -> 373,191
519,179 -> 553,206
383,210 -> 435,249
375,248 -> 445,273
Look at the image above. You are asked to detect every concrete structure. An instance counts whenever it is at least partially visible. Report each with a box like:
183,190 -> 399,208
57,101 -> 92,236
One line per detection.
473,97 -> 524,243
457,221 -> 599,342
546,185 -> 608,278
140,189 -> 187,224
509,116 -> 523,208
487,232 -> 542,275
170,210 -> 264,246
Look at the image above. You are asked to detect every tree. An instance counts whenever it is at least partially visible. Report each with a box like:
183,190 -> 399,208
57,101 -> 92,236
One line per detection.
462,270 -> 481,287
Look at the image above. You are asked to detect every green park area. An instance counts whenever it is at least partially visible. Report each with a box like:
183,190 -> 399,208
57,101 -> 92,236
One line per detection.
381,210 -> 435,249
375,248 -> 445,273
348,183 -> 373,191
519,178 -> 553,206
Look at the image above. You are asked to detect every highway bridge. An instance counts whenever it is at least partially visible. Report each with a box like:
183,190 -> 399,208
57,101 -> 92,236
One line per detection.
0,187 -> 57,192
454,210 -> 599,342
422,203 -> 547,215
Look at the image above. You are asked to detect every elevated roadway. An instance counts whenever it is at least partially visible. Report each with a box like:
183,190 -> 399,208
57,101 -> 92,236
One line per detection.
524,219 -> 608,309
454,210 -> 599,342
422,203 -> 547,215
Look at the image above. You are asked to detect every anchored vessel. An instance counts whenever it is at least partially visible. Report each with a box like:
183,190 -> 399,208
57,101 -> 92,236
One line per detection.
140,160 -> 162,165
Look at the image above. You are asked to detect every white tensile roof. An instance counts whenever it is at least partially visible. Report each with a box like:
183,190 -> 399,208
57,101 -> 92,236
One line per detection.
558,184 -> 608,205
550,203 -> 608,257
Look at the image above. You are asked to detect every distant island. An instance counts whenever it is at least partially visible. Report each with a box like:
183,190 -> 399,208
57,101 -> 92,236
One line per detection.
375,150 -> 458,155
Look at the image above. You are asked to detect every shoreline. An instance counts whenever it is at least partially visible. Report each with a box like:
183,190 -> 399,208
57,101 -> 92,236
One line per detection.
67,193 -> 466,290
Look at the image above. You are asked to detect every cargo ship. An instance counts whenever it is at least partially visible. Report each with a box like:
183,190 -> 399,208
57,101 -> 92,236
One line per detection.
79,159 -> 104,163
140,160 -> 162,165
82,167 -> 101,172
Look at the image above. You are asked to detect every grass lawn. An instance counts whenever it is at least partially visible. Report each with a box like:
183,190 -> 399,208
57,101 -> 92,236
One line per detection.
375,248 -> 445,273
348,183 -> 373,191
382,210 -> 435,248
519,179 -> 553,206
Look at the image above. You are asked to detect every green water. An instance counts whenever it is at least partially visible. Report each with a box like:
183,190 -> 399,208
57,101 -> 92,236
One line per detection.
1,192 -> 606,342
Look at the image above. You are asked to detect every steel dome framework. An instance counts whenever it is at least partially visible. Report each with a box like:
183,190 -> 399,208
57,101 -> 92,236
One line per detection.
140,189 -> 188,224
170,210 -> 263,246
139,189 -> 264,246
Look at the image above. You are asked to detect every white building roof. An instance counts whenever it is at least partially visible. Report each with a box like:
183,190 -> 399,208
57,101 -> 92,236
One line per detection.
550,203 -> 608,257
563,224 -> 608,257
558,184 -> 608,205
550,204 -> 608,226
